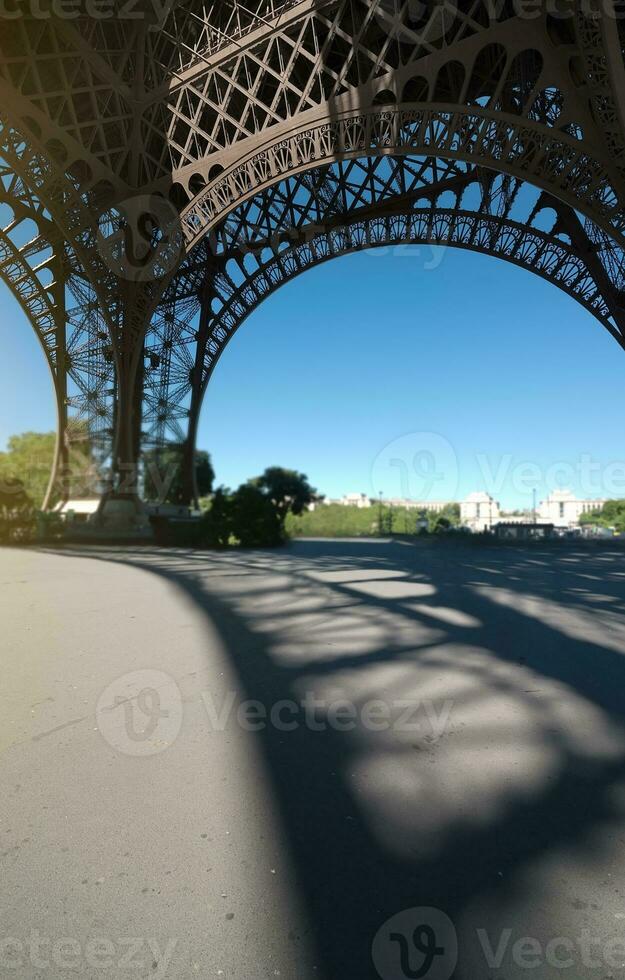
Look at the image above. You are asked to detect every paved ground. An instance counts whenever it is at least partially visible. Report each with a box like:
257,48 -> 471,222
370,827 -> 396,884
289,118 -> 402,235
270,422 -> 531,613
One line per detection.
3,539 -> 625,979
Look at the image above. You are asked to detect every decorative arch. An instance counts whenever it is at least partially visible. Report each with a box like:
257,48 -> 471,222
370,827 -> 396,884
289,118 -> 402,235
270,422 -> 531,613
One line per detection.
3,1 -> 625,503
0,150 -> 117,506
141,151 -> 625,502
179,104 -> 625,257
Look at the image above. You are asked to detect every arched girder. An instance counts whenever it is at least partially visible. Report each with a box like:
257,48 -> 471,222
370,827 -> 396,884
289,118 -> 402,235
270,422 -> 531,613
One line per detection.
0,166 -> 68,509
180,104 -> 625,255
576,3 -> 625,184
0,111 -> 183,494
150,0 -> 318,86
196,211 -> 625,393
165,207 -> 617,502
0,106 -> 171,377
4,2 -> 625,506
158,3 -> 596,183
0,111 -> 124,345
0,157 -> 117,506
138,151 -> 625,503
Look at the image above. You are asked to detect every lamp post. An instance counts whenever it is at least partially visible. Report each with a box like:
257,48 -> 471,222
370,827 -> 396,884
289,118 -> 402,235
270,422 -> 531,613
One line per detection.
378,490 -> 383,536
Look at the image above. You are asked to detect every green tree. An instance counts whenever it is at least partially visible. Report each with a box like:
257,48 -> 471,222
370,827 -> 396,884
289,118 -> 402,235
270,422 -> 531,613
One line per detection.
0,432 -> 55,506
0,477 -> 35,542
285,504 -> 378,538
230,483 -> 283,547
285,501 -> 462,539
251,466 -> 317,529
143,445 -> 214,504
381,505 -> 394,534
0,476 -> 30,512
200,487 -> 232,548
431,514 -> 451,534
581,499 -> 625,533
0,429 -> 95,507
432,503 -> 460,527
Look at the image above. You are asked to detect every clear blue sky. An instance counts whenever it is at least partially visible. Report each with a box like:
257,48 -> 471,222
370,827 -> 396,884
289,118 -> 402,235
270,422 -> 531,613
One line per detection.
1,245 -> 624,509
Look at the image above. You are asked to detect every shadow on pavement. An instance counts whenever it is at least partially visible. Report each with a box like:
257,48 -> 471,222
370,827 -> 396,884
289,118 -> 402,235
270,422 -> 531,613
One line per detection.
55,538 -> 625,980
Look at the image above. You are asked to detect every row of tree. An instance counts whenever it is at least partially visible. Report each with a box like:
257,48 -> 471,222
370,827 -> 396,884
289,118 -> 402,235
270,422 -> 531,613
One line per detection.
0,429 -> 322,547
286,501 -> 461,538
0,432 -> 216,508
0,427 -> 465,546
579,499 -> 625,533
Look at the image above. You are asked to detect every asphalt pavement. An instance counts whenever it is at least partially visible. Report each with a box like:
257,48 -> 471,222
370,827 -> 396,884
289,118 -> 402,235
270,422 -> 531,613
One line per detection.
3,538 -> 625,979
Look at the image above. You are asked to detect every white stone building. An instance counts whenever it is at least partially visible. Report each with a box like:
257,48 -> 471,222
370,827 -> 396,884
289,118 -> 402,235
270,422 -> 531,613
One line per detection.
319,493 -> 371,508
459,488 -> 606,532
321,495 -> 455,510
537,489 -> 605,529
386,498 -> 452,512
460,492 -> 501,532
342,493 -> 372,508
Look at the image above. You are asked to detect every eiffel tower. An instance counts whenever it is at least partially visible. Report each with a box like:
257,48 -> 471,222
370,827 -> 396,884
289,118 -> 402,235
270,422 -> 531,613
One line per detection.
1,1 -> 624,511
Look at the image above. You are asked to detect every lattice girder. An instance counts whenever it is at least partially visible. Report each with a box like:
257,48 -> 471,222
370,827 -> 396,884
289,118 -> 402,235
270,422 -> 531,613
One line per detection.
2,2 -> 625,501
0,148 -> 116,505
139,152 -> 625,502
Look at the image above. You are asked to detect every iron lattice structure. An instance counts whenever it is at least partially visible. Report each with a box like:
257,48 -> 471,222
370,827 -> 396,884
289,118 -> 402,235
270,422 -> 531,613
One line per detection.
1,0 -> 625,505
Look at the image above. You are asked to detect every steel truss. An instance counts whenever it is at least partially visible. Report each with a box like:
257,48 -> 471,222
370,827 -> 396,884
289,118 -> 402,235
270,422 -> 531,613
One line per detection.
0,2 -> 625,503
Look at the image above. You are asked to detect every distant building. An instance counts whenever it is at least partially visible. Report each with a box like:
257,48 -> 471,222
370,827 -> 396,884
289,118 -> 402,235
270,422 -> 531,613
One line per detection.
342,493 -> 372,508
460,488 -> 607,533
316,487 -> 608,530
461,492 -> 501,532
385,499 -> 452,512
321,495 -> 455,511
318,493 -> 371,508
537,489 -> 605,529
